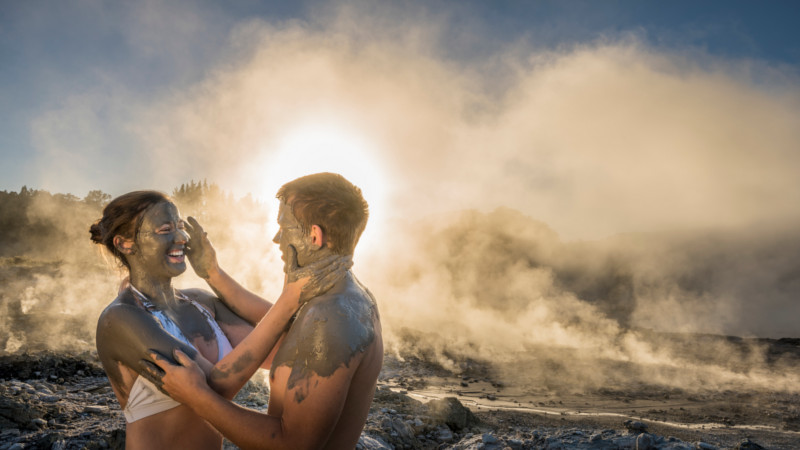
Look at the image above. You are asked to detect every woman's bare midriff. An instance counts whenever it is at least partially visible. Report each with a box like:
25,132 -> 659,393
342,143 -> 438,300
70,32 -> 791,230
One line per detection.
125,403 -> 222,450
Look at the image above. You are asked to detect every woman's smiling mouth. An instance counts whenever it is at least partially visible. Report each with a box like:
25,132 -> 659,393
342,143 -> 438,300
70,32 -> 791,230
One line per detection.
167,249 -> 185,264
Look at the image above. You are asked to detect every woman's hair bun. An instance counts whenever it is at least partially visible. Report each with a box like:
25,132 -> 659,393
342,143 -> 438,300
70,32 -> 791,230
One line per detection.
89,220 -> 105,244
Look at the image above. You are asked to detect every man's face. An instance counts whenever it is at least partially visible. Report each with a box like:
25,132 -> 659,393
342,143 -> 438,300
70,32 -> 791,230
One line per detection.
273,202 -> 317,269
129,201 -> 189,279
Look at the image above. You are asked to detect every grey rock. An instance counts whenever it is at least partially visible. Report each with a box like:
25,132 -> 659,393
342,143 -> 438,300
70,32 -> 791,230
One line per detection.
482,433 -> 499,444
0,429 -> 20,438
357,435 -> 392,450
697,442 -> 718,450
614,435 -> 638,448
624,420 -> 649,432
426,397 -> 476,431
636,433 -> 654,450
85,405 -> 108,414
391,418 -> 416,443
736,439 -> 766,450
436,426 -> 454,442
507,438 -> 523,449
661,443 -> 695,450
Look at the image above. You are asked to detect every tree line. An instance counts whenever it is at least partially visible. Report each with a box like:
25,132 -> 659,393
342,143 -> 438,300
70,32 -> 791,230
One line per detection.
0,181 -> 266,258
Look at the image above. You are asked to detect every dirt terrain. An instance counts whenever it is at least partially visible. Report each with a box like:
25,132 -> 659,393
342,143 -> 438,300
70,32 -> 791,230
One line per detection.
1,348 -> 798,449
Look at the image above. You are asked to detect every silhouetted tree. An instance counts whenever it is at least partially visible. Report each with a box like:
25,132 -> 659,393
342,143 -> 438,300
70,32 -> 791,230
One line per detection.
84,190 -> 112,208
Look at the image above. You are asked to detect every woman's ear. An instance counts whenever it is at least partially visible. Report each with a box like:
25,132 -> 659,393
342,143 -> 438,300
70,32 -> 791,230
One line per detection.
309,225 -> 326,250
113,235 -> 135,255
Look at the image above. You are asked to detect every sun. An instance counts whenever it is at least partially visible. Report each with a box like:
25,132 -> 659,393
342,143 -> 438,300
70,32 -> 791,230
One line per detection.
259,122 -> 389,253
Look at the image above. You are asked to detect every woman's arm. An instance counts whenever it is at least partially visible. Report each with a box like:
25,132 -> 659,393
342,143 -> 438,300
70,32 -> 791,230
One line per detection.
185,216 -> 352,324
96,302 -> 214,392
205,282 -> 302,399
185,217 -> 272,324
180,288 -> 274,369
139,281 -> 299,400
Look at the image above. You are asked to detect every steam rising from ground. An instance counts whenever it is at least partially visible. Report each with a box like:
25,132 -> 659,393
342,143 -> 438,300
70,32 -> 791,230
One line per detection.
12,2 -> 800,393
363,208 -> 800,392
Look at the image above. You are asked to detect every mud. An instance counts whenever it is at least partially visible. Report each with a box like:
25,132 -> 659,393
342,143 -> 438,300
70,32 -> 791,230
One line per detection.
274,202 -> 333,270
271,272 -> 378,389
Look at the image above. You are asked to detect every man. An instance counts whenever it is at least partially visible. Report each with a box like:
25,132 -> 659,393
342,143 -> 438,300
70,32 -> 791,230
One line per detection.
145,172 -> 383,450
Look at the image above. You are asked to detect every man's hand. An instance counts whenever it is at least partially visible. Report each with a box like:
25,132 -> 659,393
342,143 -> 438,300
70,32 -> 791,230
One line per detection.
185,216 -> 219,279
139,349 -> 210,405
284,246 -> 353,303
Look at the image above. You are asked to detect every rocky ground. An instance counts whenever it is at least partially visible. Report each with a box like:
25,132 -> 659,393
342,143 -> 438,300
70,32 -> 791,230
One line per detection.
1,350 -> 798,449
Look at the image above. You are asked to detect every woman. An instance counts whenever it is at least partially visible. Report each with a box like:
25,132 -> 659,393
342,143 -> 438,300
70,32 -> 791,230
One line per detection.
91,191 -> 343,449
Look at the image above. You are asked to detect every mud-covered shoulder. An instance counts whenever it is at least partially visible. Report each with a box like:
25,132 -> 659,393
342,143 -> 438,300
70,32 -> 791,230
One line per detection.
271,273 -> 379,387
95,291 -> 198,386
95,289 -> 142,347
178,287 -> 250,329
178,287 -> 218,311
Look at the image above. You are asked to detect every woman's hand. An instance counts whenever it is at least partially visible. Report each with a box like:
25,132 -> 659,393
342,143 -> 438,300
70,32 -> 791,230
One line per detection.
283,246 -> 353,304
185,216 -> 219,280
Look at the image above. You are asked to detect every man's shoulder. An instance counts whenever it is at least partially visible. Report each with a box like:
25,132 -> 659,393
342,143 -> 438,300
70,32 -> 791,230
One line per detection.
273,274 -> 380,379
299,274 -> 377,325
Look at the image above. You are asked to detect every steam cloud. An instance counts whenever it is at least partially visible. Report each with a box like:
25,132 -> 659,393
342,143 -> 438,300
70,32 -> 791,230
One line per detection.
11,2 -> 800,392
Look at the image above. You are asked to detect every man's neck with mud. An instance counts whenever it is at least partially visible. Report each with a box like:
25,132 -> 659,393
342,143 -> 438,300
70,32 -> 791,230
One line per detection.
292,239 -> 337,270
128,267 -> 177,308
303,246 -> 335,265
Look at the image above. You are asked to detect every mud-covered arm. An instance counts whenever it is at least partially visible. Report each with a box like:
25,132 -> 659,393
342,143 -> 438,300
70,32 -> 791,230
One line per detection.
186,216 -> 352,326
203,267 -> 274,326
155,284 -> 299,400
96,304 -> 214,390
185,216 -> 273,325
161,361 -> 357,450
180,288 -> 254,348
144,309 -> 365,450
201,284 -> 302,399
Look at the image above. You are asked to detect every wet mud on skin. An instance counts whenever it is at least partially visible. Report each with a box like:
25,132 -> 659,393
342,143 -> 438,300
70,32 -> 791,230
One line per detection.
95,288 -> 214,390
97,201 -> 227,388
270,272 -> 378,391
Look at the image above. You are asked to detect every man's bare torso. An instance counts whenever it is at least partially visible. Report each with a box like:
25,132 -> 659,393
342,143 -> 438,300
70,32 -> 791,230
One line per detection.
267,272 -> 383,449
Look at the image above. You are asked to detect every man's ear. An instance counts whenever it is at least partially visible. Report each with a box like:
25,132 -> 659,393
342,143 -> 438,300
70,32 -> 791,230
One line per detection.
113,235 -> 135,255
309,225 -> 327,249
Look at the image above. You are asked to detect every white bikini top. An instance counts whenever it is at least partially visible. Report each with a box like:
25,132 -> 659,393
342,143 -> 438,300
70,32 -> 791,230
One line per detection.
123,286 -> 233,423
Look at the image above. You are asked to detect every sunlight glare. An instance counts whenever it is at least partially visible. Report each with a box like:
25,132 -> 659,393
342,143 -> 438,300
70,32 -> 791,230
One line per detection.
259,123 -> 389,255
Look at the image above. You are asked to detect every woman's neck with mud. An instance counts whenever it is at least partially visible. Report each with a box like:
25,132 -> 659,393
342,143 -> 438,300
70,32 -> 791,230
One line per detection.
128,267 -> 177,309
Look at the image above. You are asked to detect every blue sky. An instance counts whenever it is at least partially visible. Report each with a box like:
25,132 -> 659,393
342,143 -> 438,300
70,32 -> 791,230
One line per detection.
2,0 -> 800,237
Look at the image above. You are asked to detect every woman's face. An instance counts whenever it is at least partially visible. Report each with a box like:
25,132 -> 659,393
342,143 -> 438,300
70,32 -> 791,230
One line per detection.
128,201 -> 189,280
